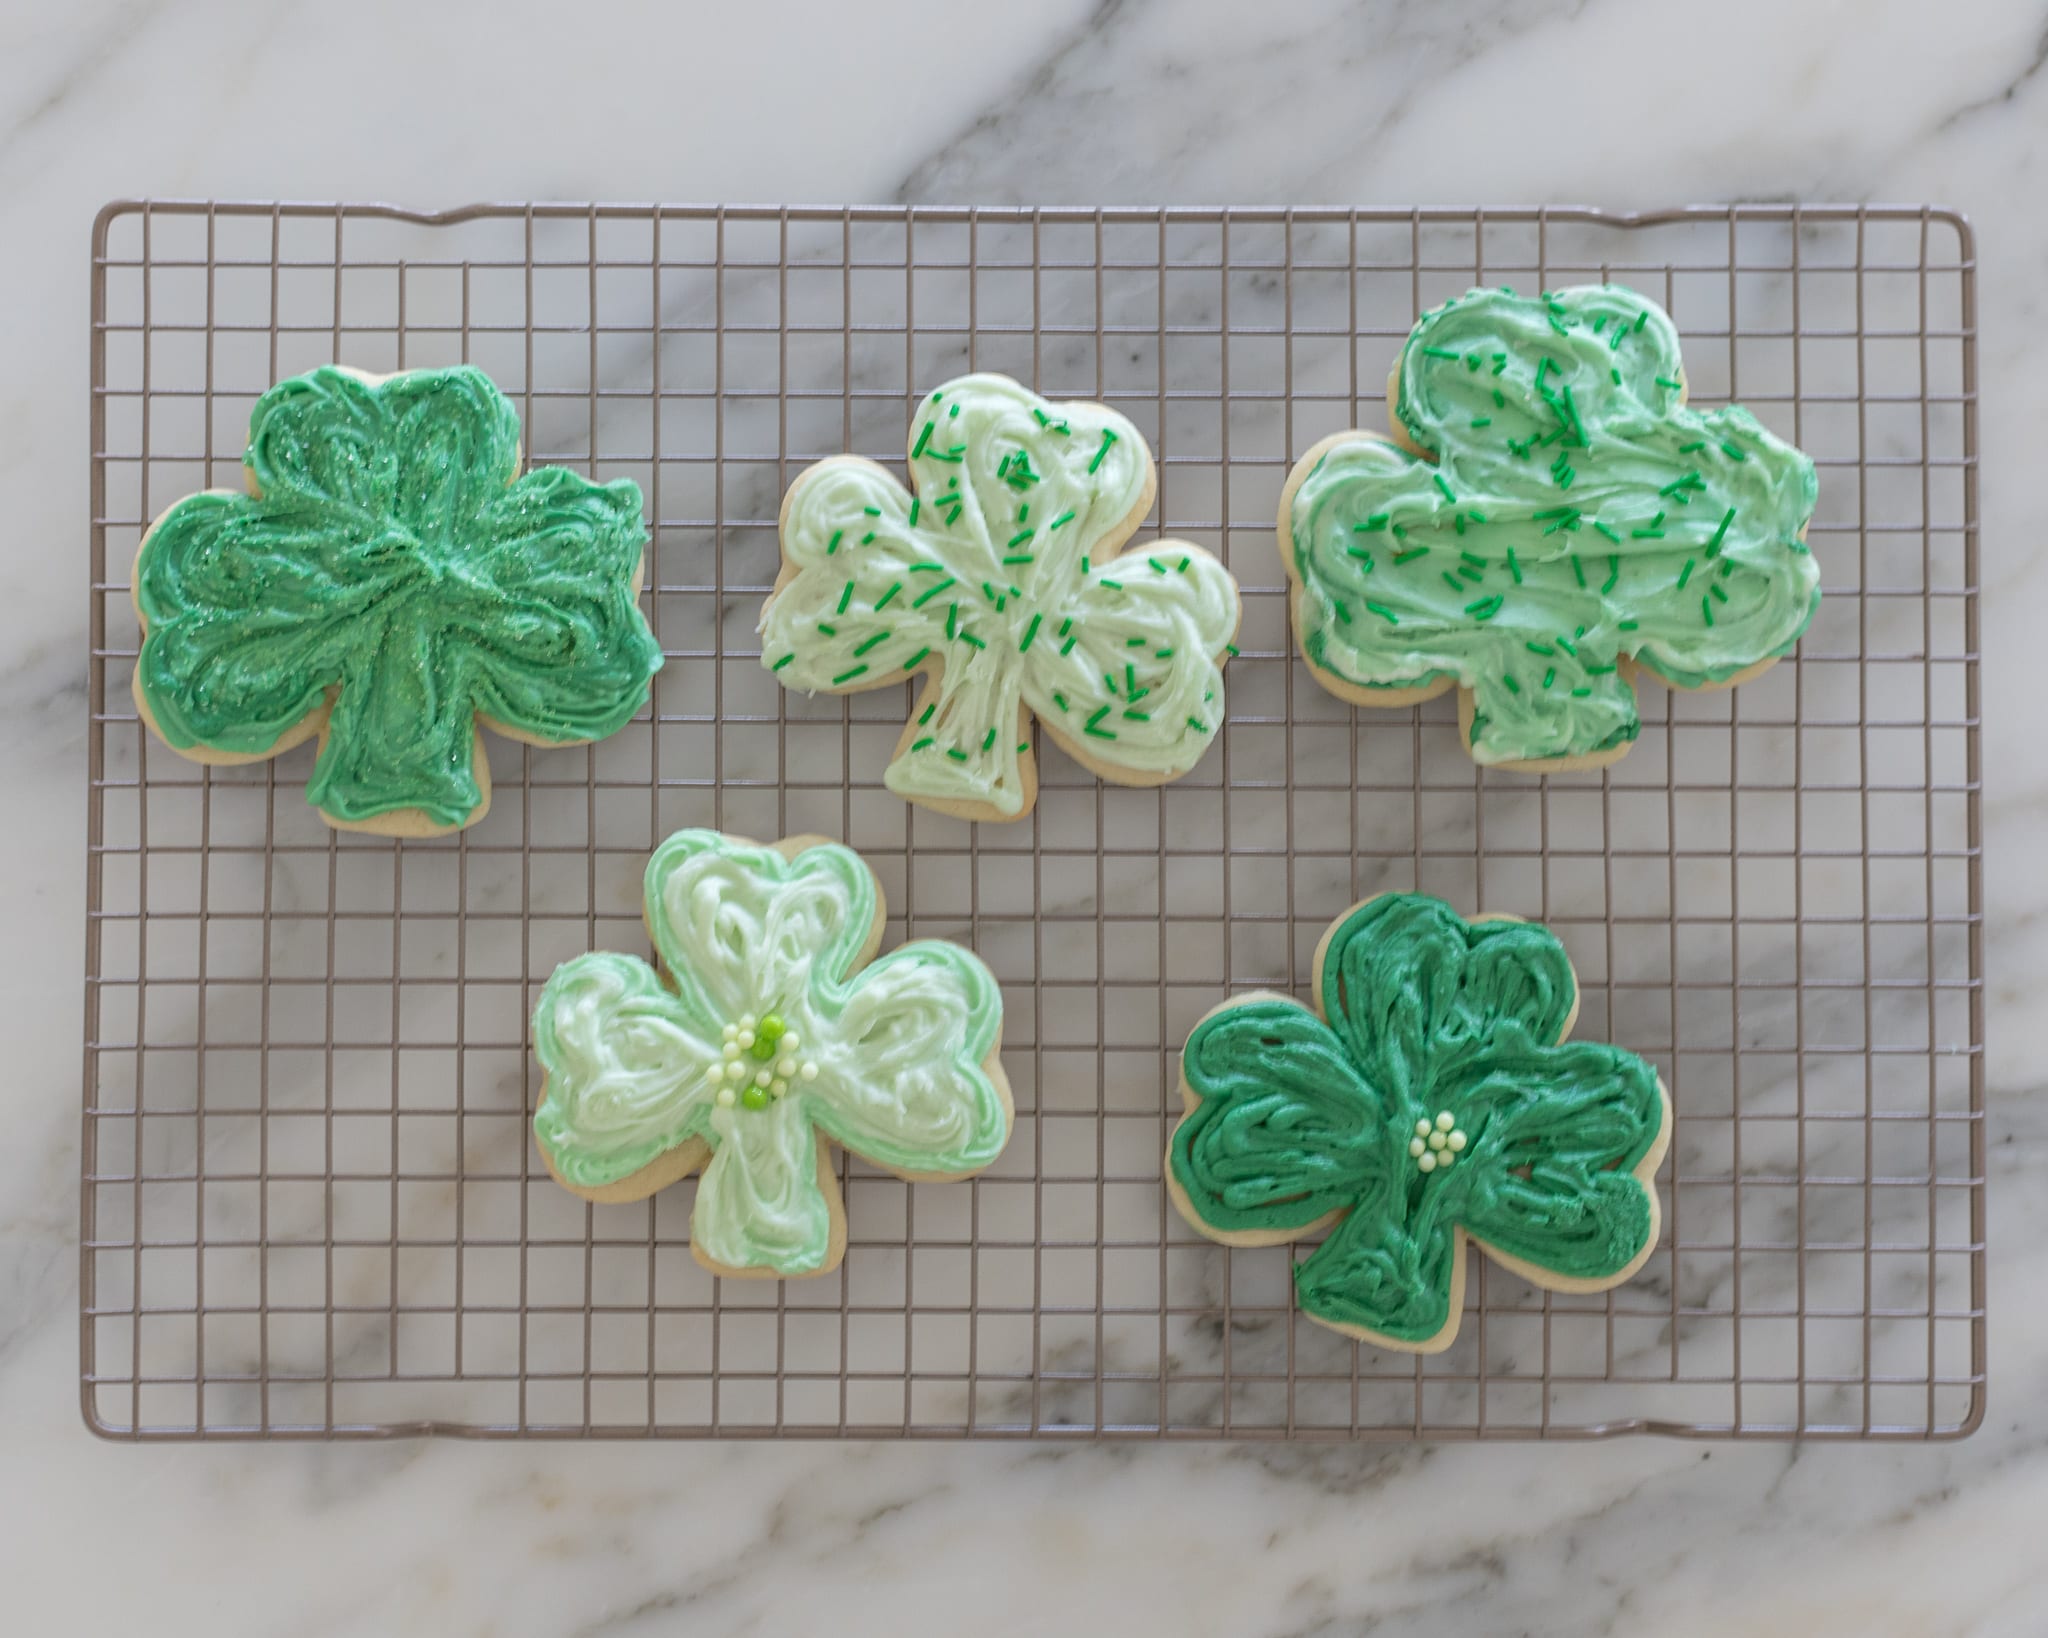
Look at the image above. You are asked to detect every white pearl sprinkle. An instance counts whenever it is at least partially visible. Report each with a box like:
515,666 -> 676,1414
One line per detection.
740,1013 -> 757,1030
777,1057 -> 798,1078
724,1060 -> 747,1083
771,1078 -> 788,1097
1428,1130 -> 1446,1151
800,1061 -> 819,1081
1414,1119 -> 1432,1138
722,1041 -> 740,1060
1436,1111 -> 1455,1131
721,1024 -> 738,1043
737,1030 -> 755,1051
1447,1130 -> 1467,1152
1439,1151 -> 1455,1169
781,1031 -> 801,1052
716,1086 -> 735,1108
1417,1151 -> 1438,1173
704,1066 -> 724,1087
754,1068 -> 772,1088
1408,1137 -> 1425,1157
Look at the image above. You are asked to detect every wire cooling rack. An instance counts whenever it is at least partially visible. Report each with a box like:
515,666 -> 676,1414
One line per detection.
82,203 -> 1983,1440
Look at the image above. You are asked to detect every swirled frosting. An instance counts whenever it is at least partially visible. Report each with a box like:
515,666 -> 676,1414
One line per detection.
762,374 -> 1239,818
1286,285 -> 1819,766
1169,893 -> 1668,1349
532,830 -> 1010,1276
133,365 -> 661,829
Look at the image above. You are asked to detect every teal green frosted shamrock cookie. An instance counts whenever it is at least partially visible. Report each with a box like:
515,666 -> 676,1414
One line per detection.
1281,285 -> 1819,770
532,829 -> 1012,1279
132,365 -> 662,834
1166,893 -> 1671,1353
760,373 -> 1241,822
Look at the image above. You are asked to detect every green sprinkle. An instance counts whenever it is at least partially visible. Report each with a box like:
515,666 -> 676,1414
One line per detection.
1365,601 -> 1399,625
826,530 -> 843,555
832,663 -> 868,684
982,580 -> 1000,605
1655,376 -> 1682,391
1471,416 -> 1492,428
1156,647 -> 1173,658
863,506 -> 881,517
1187,717 -> 1208,733
1017,741 -> 1030,754
1505,547 -> 1523,584
1465,595 -> 1504,620
1559,383 -> 1587,447
1679,440 -> 1706,453
1125,663 -> 1138,696
1149,556 -> 1169,574
911,422 -> 934,459
1632,512 -> 1667,539
946,747 -> 968,762
1100,578 -> 1124,591
1126,636 -> 1147,647
1593,520 -> 1622,543
1006,527 -> 1036,549
909,561 -> 946,573
1707,507 -> 1736,556
1122,709 -> 1150,722
1531,505 -> 1574,521
1720,440 -> 1748,461
1178,555 -> 1191,573
1702,595 -> 1715,627
1421,345 -> 1460,360
1555,636 -> 1578,659
911,737 -> 935,752
961,632 -> 987,649
1345,545 -> 1375,566
1392,547 -> 1429,565
1492,388 -> 1505,407
817,622 -> 838,637
908,498 -> 920,526
1502,673 -> 1521,694
1676,558 -> 1696,589
1442,570 -> 1466,593
860,532 -> 876,546
1088,428 -> 1119,474
1003,553 -> 1034,565
1711,582 -> 1730,604
1466,353 -> 1483,371
1080,556 -> 1091,575
1542,667 -> 1556,689
903,646 -> 930,670
1050,510 -> 1076,530
945,506 -> 962,526
834,581 -> 855,614
874,582 -> 903,611
1602,554 -> 1620,595
771,653 -> 794,672
1585,661 -> 1617,675
1611,368 -> 1622,385
1460,550 -> 1485,568
946,604 -> 958,639
911,576 -> 956,609
1660,471 -> 1706,501
1634,310 -> 1650,332
919,703 -> 936,724
1059,636 -> 1077,656
1355,513 -> 1390,532
1492,353 -> 1507,375
1591,313 -> 1608,334
1525,641 -> 1555,656
1334,599 -> 1354,624
982,728 -> 997,752
1084,703 -> 1116,739
1053,692 -> 1069,711
1020,612 -> 1043,652
1454,513 -> 1467,537
1225,643 -> 1239,657
1571,556 -> 1587,589
1433,472 -> 1456,503
852,630 -> 889,657
1571,686 -> 1592,698
1618,619 -> 1638,631
949,404 -> 959,418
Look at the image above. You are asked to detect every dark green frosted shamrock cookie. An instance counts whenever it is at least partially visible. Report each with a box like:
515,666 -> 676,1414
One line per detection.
1280,285 -> 1819,771
1166,892 -> 1671,1353
132,365 -> 662,835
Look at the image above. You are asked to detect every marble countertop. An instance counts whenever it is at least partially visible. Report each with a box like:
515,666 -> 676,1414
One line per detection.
4,1 -> 2042,1632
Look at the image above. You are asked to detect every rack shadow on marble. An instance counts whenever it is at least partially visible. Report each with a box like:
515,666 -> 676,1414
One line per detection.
81,202 -> 1984,1440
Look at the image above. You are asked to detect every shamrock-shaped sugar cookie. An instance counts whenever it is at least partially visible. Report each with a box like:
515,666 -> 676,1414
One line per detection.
532,829 -> 1011,1278
1167,893 -> 1670,1352
761,374 -> 1240,822
132,365 -> 662,834
1282,285 -> 1819,770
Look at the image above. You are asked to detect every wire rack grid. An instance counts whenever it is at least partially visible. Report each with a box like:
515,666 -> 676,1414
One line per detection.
81,202 -> 1984,1441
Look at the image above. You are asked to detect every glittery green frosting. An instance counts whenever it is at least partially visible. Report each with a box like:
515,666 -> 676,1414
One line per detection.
1169,894 -> 1667,1348
1287,285 -> 1820,765
134,365 -> 662,827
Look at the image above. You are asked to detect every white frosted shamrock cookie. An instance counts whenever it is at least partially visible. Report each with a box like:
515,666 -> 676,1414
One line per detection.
531,829 -> 1012,1279
1166,892 -> 1672,1353
131,364 -> 660,835
1280,285 -> 1819,772
760,373 -> 1240,822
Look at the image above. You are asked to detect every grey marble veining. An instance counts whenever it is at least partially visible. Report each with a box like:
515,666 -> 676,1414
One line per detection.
2,0 -> 2043,1633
